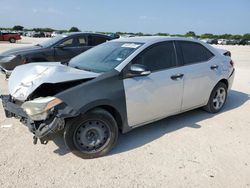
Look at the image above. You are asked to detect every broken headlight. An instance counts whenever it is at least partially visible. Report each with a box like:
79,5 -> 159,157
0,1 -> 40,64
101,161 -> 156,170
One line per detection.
21,97 -> 62,121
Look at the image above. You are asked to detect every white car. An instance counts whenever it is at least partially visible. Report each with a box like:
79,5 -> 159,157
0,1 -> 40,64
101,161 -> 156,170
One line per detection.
1,36 -> 235,159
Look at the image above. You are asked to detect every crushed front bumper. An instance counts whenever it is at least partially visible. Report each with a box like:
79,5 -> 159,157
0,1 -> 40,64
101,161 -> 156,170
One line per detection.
1,95 -> 65,143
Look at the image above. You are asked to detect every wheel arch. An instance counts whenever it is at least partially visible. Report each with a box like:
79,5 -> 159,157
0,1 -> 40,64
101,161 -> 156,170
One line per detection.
85,105 -> 124,132
218,78 -> 229,89
64,102 -> 125,133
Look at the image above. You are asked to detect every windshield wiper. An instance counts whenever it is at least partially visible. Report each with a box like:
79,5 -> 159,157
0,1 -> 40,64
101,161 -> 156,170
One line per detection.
74,66 -> 95,73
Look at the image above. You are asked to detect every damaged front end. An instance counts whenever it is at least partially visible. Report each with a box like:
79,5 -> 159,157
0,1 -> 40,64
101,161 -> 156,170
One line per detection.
1,94 -> 75,144
1,62 -> 99,144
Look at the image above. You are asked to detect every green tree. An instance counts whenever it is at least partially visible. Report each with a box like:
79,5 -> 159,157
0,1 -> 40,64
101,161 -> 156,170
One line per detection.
13,25 -> 24,31
220,34 -> 232,39
69,27 -> 81,32
185,31 -> 196,37
243,33 -> 250,40
230,35 -> 242,40
200,33 -> 214,39
155,33 -> 169,36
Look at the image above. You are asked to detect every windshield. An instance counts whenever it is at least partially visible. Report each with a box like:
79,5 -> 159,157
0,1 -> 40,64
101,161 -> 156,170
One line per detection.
69,42 -> 143,73
37,35 -> 66,47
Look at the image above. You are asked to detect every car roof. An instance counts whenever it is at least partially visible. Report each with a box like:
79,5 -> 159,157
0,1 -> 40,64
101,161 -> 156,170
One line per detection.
113,36 -> 201,44
62,32 -> 112,38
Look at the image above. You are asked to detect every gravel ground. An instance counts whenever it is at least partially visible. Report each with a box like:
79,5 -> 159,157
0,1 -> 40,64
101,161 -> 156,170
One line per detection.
0,37 -> 250,188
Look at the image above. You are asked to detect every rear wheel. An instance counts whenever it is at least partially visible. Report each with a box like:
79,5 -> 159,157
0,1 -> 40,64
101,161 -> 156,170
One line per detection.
9,38 -> 16,43
203,82 -> 227,113
64,109 -> 118,159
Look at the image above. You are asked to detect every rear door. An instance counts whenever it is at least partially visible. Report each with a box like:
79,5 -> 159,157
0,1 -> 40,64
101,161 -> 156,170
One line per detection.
123,41 -> 184,127
176,41 -> 220,111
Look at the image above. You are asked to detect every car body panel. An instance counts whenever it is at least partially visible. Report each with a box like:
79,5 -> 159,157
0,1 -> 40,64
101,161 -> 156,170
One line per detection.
8,62 -> 100,101
124,67 -> 183,127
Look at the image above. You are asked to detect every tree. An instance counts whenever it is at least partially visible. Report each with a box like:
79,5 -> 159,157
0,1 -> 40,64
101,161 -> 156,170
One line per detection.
155,33 -> 169,36
69,27 -> 81,32
200,33 -> 214,39
13,25 -> 24,31
185,31 -> 196,37
243,33 -> 250,40
220,34 -> 232,39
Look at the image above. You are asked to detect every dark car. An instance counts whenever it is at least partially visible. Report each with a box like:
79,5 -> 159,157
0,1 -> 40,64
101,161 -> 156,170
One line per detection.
32,32 -> 45,38
209,39 -> 218,45
238,39 -> 249,45
0,33 -> 114,78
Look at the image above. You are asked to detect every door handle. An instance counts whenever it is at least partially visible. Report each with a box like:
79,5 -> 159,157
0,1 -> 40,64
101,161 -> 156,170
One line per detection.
171,74 -> 184,80
210,65 -> 219,70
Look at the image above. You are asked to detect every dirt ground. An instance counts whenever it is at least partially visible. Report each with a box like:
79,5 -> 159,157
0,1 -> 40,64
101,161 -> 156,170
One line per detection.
0,37 -> 250,188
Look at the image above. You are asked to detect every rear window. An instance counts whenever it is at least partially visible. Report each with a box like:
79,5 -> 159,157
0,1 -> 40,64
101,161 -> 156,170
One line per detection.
88,35 -> 109,46
179,41 -> 214,65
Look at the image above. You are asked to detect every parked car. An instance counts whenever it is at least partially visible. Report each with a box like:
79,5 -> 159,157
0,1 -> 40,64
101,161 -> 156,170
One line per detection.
1,37 -> 235,159
44,32 -> 52,38
218,39 -> 226,45
207,39 -> 218,45
238,39 -> 249,45
0,31 -> 21,43
32,32 -> 45,38
51,31 -> 63,37
0,33 -> 114,78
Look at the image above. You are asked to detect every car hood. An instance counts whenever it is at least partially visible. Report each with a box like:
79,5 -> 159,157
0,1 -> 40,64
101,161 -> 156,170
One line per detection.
8,62 -> 100,101
0,45 -> 42,56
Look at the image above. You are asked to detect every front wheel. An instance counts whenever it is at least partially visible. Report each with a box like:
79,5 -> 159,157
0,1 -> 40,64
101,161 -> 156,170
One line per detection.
64,109 -> 118,159
203,82 -> 228,113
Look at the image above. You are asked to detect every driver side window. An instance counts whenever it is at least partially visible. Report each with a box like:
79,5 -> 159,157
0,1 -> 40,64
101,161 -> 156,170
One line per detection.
61,38 -> 74,47
132,42 -> 177,72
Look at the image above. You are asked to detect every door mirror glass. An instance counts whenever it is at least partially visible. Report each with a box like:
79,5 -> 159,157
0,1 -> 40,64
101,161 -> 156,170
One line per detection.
129,64 -> 151,77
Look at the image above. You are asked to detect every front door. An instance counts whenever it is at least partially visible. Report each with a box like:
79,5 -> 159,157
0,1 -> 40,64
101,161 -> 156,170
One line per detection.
54,37 -> 79,63
123,41 -> 184,127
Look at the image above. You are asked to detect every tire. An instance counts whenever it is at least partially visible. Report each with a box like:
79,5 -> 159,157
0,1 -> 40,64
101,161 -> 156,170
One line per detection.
64,108 -> 118,159
203,82 -> 228,113
9,38 -> 16,43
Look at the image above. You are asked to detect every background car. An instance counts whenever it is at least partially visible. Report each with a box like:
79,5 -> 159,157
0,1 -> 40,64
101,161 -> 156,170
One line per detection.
0,31 -> 21,43
32,32 -> 45,38
238,39 -> 249,45
0,32 -> 116,78
51,31 -> 63,37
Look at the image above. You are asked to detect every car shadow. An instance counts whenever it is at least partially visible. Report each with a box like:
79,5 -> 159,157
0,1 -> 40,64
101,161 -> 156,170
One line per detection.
51,90 -> 249,156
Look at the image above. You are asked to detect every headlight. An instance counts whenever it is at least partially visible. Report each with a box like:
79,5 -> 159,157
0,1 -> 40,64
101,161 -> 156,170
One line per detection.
21,97 -> 62,121
0,55 -> 16,62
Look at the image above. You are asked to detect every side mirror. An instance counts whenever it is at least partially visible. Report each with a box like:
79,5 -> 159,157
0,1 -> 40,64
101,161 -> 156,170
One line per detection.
56,43 -> 66,48
128,64 -> 151,77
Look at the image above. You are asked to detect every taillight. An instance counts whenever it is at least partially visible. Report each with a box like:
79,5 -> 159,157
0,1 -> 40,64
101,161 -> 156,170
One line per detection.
230,60 -> 234,67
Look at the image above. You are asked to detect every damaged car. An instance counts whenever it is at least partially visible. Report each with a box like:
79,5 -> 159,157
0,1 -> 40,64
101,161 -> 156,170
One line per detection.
1,37 -> 235,159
